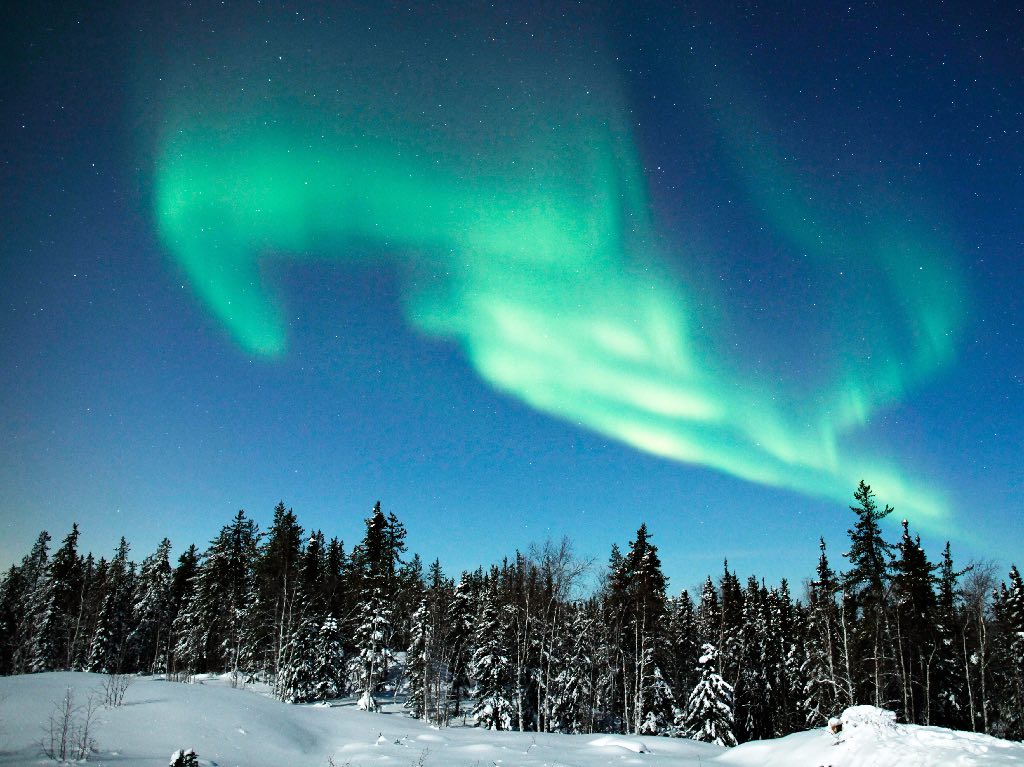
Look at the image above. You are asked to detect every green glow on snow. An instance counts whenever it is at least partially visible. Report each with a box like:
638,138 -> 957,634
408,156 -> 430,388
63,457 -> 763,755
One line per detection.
152,44 -> 962,529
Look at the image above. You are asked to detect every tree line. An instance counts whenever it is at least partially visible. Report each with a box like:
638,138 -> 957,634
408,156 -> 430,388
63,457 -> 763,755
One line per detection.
1,483 -> 1022,746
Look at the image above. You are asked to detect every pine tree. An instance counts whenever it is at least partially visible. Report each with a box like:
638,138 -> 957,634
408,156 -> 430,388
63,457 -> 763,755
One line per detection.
933,542 -> 970,728
172,511 -> 259,675
717,562 -> 745,713
0,565 -> 25,674
445,574 -> 474,722
682,643 -> 737,747
736,577 -> 772,741
843,481 -> 895,707
773,581 -> 805,736
548,600 -> 598,734
279,614 -> 320,703
470,583 -> 515,730
257,502 -> 304,681
30,525 -> 85,672
350,583 -> 394,710
88,538 -> 135,673
991,565 -> 1024,740
313,615 -> 345,701
890,519 -> 938,723
608,524 -> 673,734
347,502 -> 406,691
13,531 -> 51,674
664,591 -> 699,714
695,576 -> 720,649
166,545 -> 199,676
406,597 -> 431,720
129,538 -> 174,674
802,537 -> 851,726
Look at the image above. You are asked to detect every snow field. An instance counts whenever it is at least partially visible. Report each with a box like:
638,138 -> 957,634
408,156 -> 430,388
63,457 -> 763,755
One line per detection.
2,673 -> 1023,767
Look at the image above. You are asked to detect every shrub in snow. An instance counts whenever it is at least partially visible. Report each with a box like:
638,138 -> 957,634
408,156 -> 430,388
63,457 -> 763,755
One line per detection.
169,748 -> 199,766
838,705 -> 899,738
357,690 -> 379,712
44,686 -> 99,762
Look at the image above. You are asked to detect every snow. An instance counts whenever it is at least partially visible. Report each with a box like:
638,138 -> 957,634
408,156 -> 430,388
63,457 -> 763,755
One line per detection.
1,673 -> 1022,767
720,705 -> 1024,767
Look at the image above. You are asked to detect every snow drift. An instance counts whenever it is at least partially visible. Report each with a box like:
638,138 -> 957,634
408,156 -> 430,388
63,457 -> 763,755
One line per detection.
1,673 -> 1022,766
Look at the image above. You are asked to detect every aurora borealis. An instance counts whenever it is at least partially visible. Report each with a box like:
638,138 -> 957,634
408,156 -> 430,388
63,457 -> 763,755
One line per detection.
2,1 -> 1021,584
154,4 -> 960,527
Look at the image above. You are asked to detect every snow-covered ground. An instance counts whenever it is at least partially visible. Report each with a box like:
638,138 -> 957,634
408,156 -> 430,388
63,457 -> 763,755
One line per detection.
1,673 -> 1022,766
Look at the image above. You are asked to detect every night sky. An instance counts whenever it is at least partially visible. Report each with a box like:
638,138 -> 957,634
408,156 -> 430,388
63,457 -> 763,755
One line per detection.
2,1 -> 1021,591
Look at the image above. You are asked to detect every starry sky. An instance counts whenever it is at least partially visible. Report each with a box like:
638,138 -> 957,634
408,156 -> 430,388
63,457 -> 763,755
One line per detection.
2,0 -> 1021,591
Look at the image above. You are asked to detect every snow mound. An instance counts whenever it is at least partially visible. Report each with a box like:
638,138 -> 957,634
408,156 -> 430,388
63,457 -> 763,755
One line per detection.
720,705 -> 1024,767
839,704 -> 899,737
588,735 -> 648,753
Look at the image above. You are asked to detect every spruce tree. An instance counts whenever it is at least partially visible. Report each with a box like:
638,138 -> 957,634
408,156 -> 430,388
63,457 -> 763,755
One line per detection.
696,576 -> 720,648
30,525 -> 84,672
279,614 -> 320,703
843,481 -> 895,707
470,583 -> 515,730
446,575 -> 474,721
166,545 -> 199,676
129,538 -> 173,674
890,519 -> 938,723
313,615 -> 345,701
0,566 -> 25,674
257,502 -> 304,681
350,583 -> 394,710
548,600 -> 598,734
802,537 -> 851,726
13,531 -> 51,674
664,591 -> 699,712
933,541 -> 970,728
88,538 -> 135,673
172,511 -> 259,675
682,644 -> 737,747
406,597 -> 431,720
991,565 -> 1024,739
608,524 -> 673,734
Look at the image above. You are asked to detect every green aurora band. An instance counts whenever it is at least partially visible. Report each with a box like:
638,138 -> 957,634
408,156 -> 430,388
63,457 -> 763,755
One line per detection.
151,21 -> 963,529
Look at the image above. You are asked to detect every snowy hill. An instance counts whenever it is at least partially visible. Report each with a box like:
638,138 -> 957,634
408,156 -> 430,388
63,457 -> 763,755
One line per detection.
1,673 -> 1022,766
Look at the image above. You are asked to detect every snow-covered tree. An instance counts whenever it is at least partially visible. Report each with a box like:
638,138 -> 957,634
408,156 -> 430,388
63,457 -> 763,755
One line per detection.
171,512 -> 259,675
664,591 -> 699,715
890,518 -> 939,724
991,565 -> 1024,740
11,531 -> 51,674
471,584 -> 515,730
683,644 -> 737,747
278,615 -> 320,703
129,538 -> 173,674
406,597 -> 431,719
313,615 -> 345,701
548,601 -> 597,734
350,583 -> 394,711
87,538 -> 135,673
256,502 -> 304,681
169,748 -> 199,766
843,480 -> 895,708
30,525 -> 84,672
802,537 -> 851,726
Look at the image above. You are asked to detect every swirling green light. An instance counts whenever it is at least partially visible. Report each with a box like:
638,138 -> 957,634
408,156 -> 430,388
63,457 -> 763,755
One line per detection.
152,41 -> 961,529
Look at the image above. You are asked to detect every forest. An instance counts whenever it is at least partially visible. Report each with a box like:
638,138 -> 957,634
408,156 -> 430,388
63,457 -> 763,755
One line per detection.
1,480 -> 1022,747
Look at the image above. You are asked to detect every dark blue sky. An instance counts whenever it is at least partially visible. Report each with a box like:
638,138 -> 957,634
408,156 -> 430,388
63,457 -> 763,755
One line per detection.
2,1 -> 1021,592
